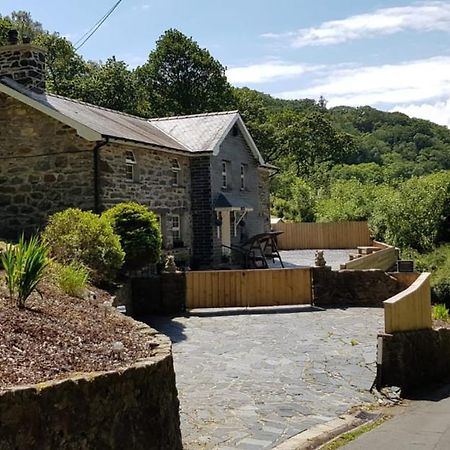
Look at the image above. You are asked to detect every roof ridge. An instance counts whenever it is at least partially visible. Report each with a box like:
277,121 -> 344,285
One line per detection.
148,110 -> 239,121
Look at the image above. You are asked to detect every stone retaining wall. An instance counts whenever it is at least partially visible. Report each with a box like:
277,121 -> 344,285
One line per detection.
0,319 -> 182,450
377,328 -> 450,393
312,267 -> 403,307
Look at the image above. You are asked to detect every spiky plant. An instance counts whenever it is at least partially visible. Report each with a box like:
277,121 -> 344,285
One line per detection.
1,235 -> 49,308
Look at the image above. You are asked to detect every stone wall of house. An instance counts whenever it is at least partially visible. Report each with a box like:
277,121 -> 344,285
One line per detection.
0,320 -> 182,450
258,167 -> 271,233
98,143 -> 193,261
209,128 -> 270,265
0,43 -> 46,93
0,93 -> 95,239
312,268 -> 404,307
190,156 -> 214,268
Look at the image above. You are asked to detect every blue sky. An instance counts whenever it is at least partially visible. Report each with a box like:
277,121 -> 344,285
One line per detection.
3,0 -> 450,126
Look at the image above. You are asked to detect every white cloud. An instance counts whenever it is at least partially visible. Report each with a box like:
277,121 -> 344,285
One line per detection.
391,100 -> 450,127
277,56 -> 450,108
263,1 -> 450,47
226,62 -> 320,84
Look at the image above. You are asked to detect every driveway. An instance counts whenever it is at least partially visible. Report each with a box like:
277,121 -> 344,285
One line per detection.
145,306 -> 384,449
271,249 -> 353,270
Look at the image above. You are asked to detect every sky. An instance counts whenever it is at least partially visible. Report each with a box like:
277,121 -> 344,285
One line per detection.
3,0 -> 450,126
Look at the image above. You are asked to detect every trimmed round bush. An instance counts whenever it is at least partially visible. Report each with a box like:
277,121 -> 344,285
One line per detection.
43,208 -> 124,283
102,202 -> 162,269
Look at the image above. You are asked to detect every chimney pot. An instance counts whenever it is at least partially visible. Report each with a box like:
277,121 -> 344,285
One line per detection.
22,36 -> 31,44
7,30 -> 19,45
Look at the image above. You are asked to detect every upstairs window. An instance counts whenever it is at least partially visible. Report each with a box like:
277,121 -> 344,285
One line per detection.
171,214 -> 181,241
125,151 -> 136,181
221,161 -> 228,189
171,159 -> 181,186
240,164 -> 247,190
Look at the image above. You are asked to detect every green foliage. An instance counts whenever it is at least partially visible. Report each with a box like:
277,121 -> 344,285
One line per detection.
102,202 -> 162,268
0,17 -> 13,45
136,29 -> 234,116
1,235 -> 49,308
316,180 -> 389,223
271,174 -> 316,222
372,172 -> 450,251
53,262 -> 89,298
432,304 -> 449,321
43,208 -> 124,283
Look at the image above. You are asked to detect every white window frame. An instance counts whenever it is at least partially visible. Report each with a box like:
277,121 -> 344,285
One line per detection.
221,161 -> 228,189
240,164 -> 246,190
171,159 -> 181,186
125,151 -> 136,181
171,214 -> 181,241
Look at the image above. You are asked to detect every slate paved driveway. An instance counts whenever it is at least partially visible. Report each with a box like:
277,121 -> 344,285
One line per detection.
271,249 -> 353,270
145,306 -> 384,449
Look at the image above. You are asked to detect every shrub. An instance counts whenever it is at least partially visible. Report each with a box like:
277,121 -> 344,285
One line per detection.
432,304 -> 449,321
43,208 -> 124,283
102,202 -> 162,268
54,262 -> 89,298
1,235 -> 49,308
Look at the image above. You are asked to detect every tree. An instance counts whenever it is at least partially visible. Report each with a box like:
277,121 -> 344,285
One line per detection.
0,17 -> 13,45
5,10 -> 44,41
136,29 -> 234,116
269,111 -> 355,175
34,33 -> 88,98
79,57 -> 140,115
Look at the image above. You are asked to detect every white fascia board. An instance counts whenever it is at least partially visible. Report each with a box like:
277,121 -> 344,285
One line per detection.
0,83 -> 102,141
211,113 -> 265,165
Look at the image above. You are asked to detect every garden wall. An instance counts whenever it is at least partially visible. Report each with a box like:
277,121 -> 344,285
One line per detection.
377,328 -> 450,393
312,267 -> 404,307
0,320 -> 182,450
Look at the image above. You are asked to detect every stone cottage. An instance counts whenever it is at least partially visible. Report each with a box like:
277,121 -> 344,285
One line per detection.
0,33 -> 273,267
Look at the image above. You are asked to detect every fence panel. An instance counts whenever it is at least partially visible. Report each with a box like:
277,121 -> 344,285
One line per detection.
186,268 -> 312,309
384,272 -> 432,333
342,243 -> 397,271
272,221 -> 371,250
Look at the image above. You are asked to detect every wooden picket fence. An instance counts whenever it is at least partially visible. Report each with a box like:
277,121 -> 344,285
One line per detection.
384,273 -> 432,333
186,267 -> 312,309
272,221 -> 371,250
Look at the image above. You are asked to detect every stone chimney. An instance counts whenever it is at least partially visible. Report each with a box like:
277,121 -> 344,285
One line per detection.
0,29 -> 46,93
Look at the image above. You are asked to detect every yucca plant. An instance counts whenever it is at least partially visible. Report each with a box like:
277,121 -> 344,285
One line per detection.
1,235 -> 49,308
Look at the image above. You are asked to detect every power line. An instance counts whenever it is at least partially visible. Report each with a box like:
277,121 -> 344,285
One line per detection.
75,0 -> 124,51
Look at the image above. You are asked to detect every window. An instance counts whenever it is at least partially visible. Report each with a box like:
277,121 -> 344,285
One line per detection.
221,161 -> 228,189
125,151 -> 136,181
171,214 -> 181,241
240,164 -> 246,190
171,159 -> 181,186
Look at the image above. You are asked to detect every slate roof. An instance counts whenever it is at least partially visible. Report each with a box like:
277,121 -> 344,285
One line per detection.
148,111 -> 239,153
0,78 -> 188,152
0,78 -> 269,166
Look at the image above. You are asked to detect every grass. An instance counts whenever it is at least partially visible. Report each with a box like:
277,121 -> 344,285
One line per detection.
54,262 -> 90,298
320,417 -> 388,450
432,303 -> 449,321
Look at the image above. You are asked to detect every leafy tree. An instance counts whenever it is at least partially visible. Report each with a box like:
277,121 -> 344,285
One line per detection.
78,57 -> 140,114
269,111 -> 355,175
136,29 -> 234,116
34,33 -> 88,98
0,17 -> 13,45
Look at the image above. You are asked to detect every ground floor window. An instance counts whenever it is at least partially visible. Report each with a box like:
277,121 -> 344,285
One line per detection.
171,214 -> 183,247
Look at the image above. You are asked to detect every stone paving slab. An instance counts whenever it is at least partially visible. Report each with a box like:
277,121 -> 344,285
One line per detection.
145,306 -> 383,449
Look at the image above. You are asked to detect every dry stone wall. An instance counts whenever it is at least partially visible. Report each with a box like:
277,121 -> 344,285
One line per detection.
0,94 -> 95,239
0,320 -> 182,450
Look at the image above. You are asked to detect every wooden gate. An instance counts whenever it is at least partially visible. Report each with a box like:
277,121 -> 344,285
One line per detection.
186,267 -> 312,309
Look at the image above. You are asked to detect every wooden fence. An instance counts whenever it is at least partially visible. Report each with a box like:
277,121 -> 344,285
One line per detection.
341,241 -> 398,271
186,267 -> 312,309
272,221 -> 371,250
384,272 -> 432,333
